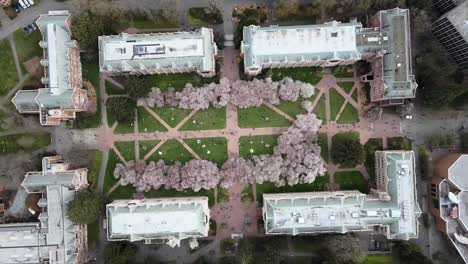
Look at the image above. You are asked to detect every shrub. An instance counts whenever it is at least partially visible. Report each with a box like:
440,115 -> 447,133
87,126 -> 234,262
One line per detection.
332,132 -> 365,168
419,145 -> 430,179
67,188 -> 103,224
107,97 -> 136,123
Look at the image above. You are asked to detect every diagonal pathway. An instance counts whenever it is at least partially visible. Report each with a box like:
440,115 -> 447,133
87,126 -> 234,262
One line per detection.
143,140 -> 166,161
173,109 -> 199,131
142,104 -> 172,131
176,138 -> 201,160
263,101 -> 295,122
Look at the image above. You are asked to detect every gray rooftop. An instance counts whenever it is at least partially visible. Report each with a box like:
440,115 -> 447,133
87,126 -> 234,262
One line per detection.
263,151 -> 421,240
445,0 -> 468,42
98,28 -> 217,76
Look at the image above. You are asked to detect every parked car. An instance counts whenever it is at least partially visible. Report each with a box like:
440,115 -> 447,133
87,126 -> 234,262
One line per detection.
400,114 -> 413,120
18,0 -> 28,9
23,23 -> 37,33
13,3 -> 22,13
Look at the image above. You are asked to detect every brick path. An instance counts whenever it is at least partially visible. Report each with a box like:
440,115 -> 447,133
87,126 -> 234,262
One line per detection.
98,65 -> 403,239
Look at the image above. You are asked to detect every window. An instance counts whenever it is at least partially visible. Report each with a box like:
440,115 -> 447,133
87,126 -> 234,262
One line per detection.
331,32 -> 338,37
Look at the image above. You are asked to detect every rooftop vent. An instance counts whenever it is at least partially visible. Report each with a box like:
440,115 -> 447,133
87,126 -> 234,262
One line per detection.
331,32 -> 338,38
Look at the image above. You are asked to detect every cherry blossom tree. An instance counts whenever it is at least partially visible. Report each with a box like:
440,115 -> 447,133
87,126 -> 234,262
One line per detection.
219,158 -> 254,188
252,155 -> 283,184
179,160 -> 220,191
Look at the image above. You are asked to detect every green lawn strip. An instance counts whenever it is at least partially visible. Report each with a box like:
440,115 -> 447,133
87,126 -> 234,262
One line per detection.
105,81 -> 126,95
0,39 -> 19,95
363,254 -> 398,264
114,141 -> 136,161
238,105 -> 291,128
312,95 -> 327,124
137,107 -> 168,132
109,185 -> 136,200
255,174 -> 329,204
334,170 -> 368,193
153,106 -> 191,128
241,184 -> 254,202
217,187 -> 229,203
132,16 -> 178,29
239,135 -> 279,159
184,137 -> 228,166
145,188 -> 216,207
145,139 -> 194,164
329,88 -> 345,121
87,150 -> 103,189
0,132 -> 50,155
13,29 -> 42,66
139,139 -> 160,158
269,67 -> 323,85
179,107 -> 226,131
144,73 -> 204,91
87,221 -> 99,246
275,98 -> 308,119
74,57 -> 101,128
336,103 -> 359,124
317,133 -> 329,162
387,137 -> 412,151
337,82 -> 354,94
103,150 -> 120,194
332,66 -> 354,78
188,13 -> 208,26
22,75 -> 42,88
364,138 -> 383,186
351,88 -> 358,102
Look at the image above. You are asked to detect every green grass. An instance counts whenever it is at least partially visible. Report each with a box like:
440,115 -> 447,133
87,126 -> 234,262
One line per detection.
109,185 -> 136,200
139,140 -> 160,158
363,255 -> 398,264
275,98 -> 308,119
255,174 -> 329,203
337,103 -> 359,124
105,81 -> 126,95
21,75 -> 41,88
334,171 -> 368,193
88,151 -> 103,189
332,65 -> 354,78
146,139 -> 194,164
0,132 -> 50,155
188,14 -> 208,26
313,95 -> 327,124
145,187 -> 216,207
132,16 -> 178,29
87,221 -> 99,246
217,187 -> 229,203
13,29 -> 42,66
108,109 -> 135,134
0,39 -> 19,95
239,135 -> 279,159
241,184 -> 254,202
269,67 -> 323,85
137,107 -> 168,132
73,58 -> 101,128
144,73 -> 204,91
318,133 -> 329,162
388,137 -> 412,151
351,88 -> 358,102
238,105 -> 291,128
153,106 -> 191,128
179,107 -> 226,131
337,82 -> 354,94
184,137 -> 228,166
103,152 -> 119,196
114,141 -> 135,161
329,88 -> 345,121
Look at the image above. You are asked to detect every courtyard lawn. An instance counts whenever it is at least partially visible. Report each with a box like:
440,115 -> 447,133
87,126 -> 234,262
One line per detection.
332,65 -> 354,78
87,150 -> 103,189
0,39 -> 19,95
13,29 -> 42,67
269,67 -> 323,85
255,174 -> 330,203
109,185 -> 136,200
139,140 -> 160,158
137,107 -> 167,133
329,88 -> 345,121
313,95 -> 327,124
105,81 -> 126,95
103,150 -> 120,194
184,137 -> 228,166
144,73 -> 204,91
337,82 -> 354,94
239,135 -> 279,159
153,106 -> 191,128
179,107 -> 226,131
334,170 -> 368,193
146,139 -> 194,164
275,98 -> 309,119
144,187 -> 216,207
317,133 -> 329,162
114,141 -> 136,161
337,103 -> 359,124
87,222 -> 99,246
351,88 -> 358,102
238,105 -> 291,128
0,132 -> 50,155
363,255 -> 398,264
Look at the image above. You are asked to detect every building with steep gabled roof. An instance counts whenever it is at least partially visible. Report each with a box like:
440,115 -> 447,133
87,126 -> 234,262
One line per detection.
11,10 -> 88,126
0,156 -> 88,264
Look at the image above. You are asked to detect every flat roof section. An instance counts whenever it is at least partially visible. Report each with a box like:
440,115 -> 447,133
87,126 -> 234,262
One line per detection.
391,15 -> 409,83
446,0 -> 468,42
